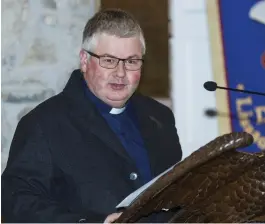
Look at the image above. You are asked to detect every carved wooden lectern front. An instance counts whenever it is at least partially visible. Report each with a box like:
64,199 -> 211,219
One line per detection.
115,132 -> 265,223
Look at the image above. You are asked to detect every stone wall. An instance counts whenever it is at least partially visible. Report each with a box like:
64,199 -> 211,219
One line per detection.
1,0 -> 97,171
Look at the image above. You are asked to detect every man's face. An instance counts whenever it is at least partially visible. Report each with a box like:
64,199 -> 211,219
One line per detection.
80,34 -> 143,108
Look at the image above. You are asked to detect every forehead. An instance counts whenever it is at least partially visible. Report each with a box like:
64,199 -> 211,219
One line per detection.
95,33 -> 142,58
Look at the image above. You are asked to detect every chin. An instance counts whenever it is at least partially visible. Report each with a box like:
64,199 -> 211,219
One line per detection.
105,101 -> 124,108
106,97 -> 128,108
108,93 -> 130,100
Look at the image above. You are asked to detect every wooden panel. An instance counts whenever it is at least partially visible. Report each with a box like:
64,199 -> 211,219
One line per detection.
100,0 -> 169,97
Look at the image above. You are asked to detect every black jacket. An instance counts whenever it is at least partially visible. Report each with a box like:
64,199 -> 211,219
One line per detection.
2,69 -> 182,222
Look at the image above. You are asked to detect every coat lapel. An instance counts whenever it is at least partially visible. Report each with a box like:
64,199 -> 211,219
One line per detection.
131,94 -> 163,177
63,70 -> 135,166
87,109 -> 135,165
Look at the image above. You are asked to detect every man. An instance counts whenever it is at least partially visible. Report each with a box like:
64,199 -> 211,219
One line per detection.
2,9 -> 182,223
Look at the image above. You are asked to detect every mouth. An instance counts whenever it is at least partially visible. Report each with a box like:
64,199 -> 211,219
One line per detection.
109,83 -> 127,90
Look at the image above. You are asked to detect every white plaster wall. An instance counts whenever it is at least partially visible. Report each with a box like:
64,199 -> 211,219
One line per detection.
169,0 -> 219,159
1,0 -> 98,171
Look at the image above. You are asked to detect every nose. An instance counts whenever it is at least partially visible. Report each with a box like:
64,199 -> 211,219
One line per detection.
115,60 -> 126,78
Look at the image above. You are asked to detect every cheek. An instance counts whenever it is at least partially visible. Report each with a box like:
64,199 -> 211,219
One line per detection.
89,60 -> 98,71
88,61 -> 107,85
129,72 -> 141,85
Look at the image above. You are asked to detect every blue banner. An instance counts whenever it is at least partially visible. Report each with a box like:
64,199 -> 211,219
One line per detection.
209,0 -> 265,152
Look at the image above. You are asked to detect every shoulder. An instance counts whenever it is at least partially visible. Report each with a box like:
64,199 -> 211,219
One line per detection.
133,93 -> 175,123
19,93 -> 67,127
137,94 -> 171,110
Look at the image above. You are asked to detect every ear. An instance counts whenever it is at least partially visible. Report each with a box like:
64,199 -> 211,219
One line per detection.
79,50 -> 88,73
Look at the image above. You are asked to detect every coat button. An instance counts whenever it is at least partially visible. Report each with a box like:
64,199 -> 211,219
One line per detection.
129,172 -> 138,180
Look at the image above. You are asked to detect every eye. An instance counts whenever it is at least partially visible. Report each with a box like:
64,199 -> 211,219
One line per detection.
102,57 -> 116,64
126,59 -> 138,64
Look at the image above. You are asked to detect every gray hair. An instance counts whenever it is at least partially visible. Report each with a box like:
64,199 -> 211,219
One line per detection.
82,8 -> 146,55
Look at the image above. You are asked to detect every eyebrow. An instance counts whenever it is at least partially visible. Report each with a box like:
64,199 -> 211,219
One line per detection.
101,53 -> 142,59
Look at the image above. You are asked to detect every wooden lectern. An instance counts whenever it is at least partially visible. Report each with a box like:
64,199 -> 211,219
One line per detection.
115,132 -> 265,223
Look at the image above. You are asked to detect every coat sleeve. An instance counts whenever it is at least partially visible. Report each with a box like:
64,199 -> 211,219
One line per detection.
1,115 -> 105,223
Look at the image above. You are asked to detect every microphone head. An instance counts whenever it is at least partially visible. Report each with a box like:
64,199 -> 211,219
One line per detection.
205,109 -> 218,117
204,81 -> 217,91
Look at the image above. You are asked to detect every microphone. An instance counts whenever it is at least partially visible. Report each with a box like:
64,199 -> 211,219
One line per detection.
204,108 -> 258,122
205,108 -> 218,117
203,81 -> 265,96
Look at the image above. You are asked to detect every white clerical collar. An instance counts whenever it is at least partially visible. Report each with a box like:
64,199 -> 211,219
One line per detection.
109,107 -> 126,114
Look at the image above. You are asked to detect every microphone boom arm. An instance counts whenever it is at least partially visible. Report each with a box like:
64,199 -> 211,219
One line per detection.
218,86 -> 265,96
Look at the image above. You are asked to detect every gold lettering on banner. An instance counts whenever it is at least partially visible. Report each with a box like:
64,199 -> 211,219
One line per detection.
236,84 -> 265,150
258,137 -> 265,149
236,96 -> 253,118
252,130 -> 261,142
255,106 -> 265,125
